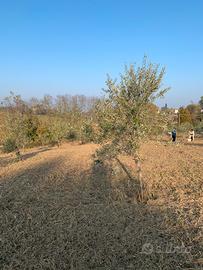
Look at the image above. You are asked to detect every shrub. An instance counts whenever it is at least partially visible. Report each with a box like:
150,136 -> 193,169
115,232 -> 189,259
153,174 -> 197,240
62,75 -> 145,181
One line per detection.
195,122 -> 203,133
49,118 -> 70,146
177,122 -> 193,133
24,115 -> 39,142
2,138 -> 17,153
80,122 -> 94,143
179,107 -> 192,124
36,124 -> 53,146
66,129 -> 78,141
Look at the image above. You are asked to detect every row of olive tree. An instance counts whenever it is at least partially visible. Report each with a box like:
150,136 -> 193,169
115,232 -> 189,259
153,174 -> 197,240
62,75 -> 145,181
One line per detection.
0,93 -> 97,156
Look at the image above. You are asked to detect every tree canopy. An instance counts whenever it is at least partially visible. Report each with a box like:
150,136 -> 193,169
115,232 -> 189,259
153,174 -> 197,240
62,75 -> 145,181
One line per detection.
95,58 -> 169,161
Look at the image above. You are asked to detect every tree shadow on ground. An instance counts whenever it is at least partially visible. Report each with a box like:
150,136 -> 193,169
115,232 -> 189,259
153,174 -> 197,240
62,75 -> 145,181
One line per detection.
0,156 -> 201,270
21,147 -> 52,160
0,147 -> 52,167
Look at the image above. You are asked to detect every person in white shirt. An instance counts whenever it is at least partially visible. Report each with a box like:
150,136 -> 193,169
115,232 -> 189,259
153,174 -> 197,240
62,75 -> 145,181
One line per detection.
189,129 -> 195,142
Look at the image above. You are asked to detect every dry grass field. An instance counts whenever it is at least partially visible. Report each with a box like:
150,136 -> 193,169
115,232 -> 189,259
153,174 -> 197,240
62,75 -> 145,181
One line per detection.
0,138 -> 203,269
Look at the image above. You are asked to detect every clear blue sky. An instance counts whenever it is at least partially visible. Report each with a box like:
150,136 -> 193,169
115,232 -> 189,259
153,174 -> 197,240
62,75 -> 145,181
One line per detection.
0,0 -> 203,107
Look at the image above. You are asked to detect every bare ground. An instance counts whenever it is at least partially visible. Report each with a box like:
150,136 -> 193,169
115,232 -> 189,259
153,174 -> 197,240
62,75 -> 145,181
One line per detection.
0,139 -> 202,269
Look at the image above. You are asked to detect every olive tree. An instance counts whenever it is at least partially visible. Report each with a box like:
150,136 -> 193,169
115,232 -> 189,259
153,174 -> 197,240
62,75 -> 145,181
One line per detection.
49,117 -> 70,147
2,93 -> 39,159
95,58 -> 169,198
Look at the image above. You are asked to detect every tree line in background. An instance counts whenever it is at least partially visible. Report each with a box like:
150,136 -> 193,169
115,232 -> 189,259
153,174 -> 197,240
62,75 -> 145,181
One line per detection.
0,93 -> 99,153
0,68 -> 203,158
162,96 -> 203,132
179,101 -> 203,126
